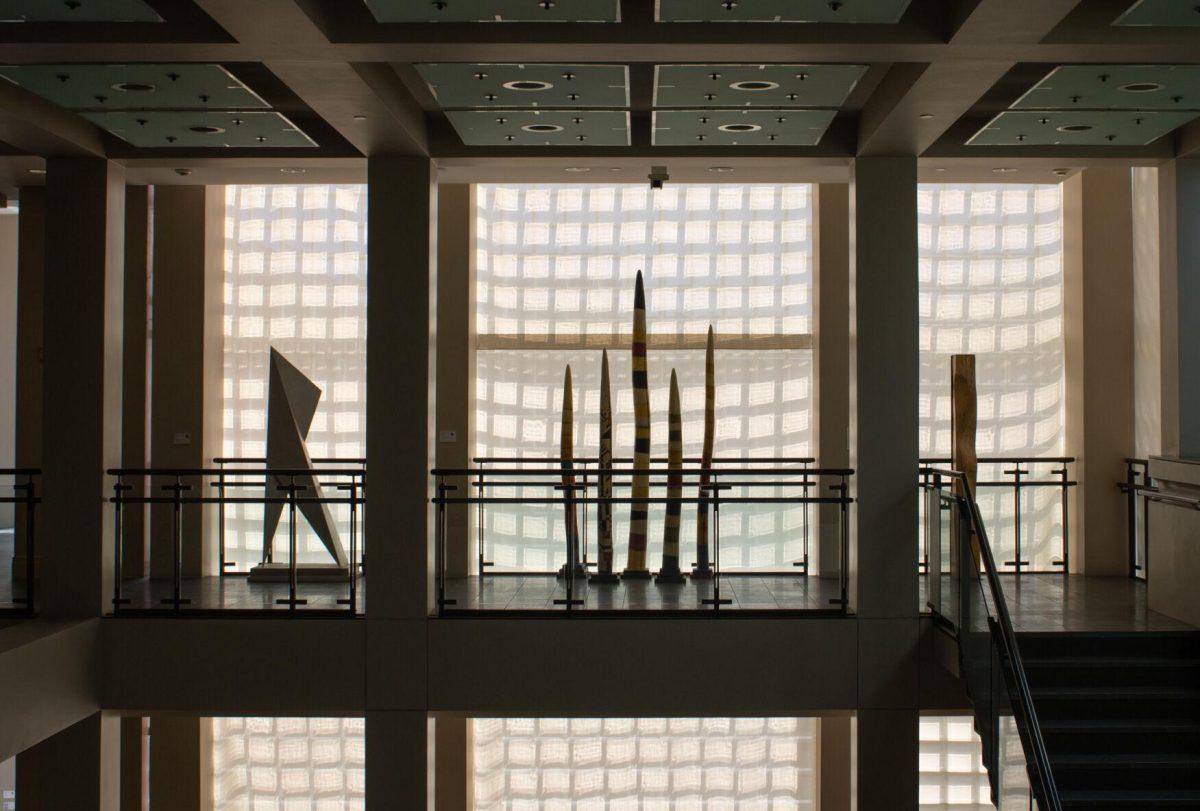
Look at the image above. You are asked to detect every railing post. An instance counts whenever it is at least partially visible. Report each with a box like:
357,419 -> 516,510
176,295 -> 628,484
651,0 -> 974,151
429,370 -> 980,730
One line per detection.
23,475 -> 37,614
1125,460 -> 1138,578
553,482 -> 584,608
217,462 -> 228,574
1056,462 -> 1070,574
272,477 -> 307,609
337,479 -> 360,615
701,478 -> 732,609
160,476 -> 192,609
112,476 -> 132,612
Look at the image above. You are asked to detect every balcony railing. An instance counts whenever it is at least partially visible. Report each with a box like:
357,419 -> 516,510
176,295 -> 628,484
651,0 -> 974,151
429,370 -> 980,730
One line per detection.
1119,457 -> 1200,582
432,462 -> 854,614
919,456 -> 1075,574
107,464 -> 365,616
1,468 -> 40,616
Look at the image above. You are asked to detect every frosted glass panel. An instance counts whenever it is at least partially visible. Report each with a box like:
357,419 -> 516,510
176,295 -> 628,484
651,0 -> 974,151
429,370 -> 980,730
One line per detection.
919,716 -> 993,810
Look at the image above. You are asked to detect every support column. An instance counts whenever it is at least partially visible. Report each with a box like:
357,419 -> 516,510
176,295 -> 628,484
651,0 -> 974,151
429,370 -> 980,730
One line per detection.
849,158 -> 919,805
1171,158 -> 1200,457
366,712 -> 432,810
815,183 -> 850,579
41,158 -> 124,617
12,187 -> 44,584
818,715 -> 852,811
366,157 -> 437,618
148,717 -> 209,811
435,184 -> 474,579
119,717 -> 145,811
121,187 -> 151,581
16,713 -> 120,810
147,186 -> 224,580
1064,168 -> 1134,575
433,714 -> 470,811
1,207 -> 16,532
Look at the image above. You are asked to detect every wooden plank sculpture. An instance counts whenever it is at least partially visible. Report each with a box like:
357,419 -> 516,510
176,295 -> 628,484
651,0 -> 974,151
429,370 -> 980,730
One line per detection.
622,270 -> 652,578
559,364 -> 582,578
591,349 -> 620,583
656,369 -> 686,583
951,353 -> 981,569
692,325 -> 715,578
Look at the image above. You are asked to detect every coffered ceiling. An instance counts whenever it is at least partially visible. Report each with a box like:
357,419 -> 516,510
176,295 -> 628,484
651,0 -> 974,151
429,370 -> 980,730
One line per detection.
0,0 -> 1196,186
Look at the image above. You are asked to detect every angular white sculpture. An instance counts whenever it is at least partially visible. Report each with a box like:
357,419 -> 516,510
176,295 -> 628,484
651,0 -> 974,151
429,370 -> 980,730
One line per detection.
262,347 -> 348,568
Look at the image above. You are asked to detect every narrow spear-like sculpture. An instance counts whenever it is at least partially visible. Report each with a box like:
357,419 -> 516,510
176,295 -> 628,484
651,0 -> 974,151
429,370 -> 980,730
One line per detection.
693,326 -> 715,578
622,270 -> 652,579
591,349 -> 620,583
558,364 -> 583,578
656,369 -> 686,583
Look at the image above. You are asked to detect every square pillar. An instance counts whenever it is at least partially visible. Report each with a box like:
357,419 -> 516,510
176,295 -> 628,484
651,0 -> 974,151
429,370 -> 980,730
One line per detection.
148,716 -> 209,811
1063,168 -> 1134,575
16,713 -> 120,810
41,158 -> 125,617
849,157 -> 919,617
148,186 -> 224,580
366,157 -> 437,619
121,187 -> 151,581
366,711 -> 432,810
12,187 -> 44,584
855,709 -> 918,810
1172,158 -> 1200,457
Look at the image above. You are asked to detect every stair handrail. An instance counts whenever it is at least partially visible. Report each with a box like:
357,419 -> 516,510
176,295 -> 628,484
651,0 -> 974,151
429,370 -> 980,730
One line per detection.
922,465 -> 1062,811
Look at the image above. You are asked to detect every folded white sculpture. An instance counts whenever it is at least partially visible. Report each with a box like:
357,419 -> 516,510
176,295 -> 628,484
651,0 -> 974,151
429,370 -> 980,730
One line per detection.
262,347 -> 349,568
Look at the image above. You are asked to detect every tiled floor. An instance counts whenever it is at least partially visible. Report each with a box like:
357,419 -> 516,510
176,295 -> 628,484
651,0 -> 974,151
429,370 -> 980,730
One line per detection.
440,573 -> 846,613
116,574 -> 364,615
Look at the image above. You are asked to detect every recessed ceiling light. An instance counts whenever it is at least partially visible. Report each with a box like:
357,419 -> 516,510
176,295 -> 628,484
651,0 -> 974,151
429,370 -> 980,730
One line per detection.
188,125 -> 225,134
718,123 -> 761,133
730,80 -> 779,92
352,114 -> 367,121
504,80 -> 553,92
919,113 -> 935,120
1120,82 -> 1164,93
933,167 -> 947,172
111,82 -> 155,93
564,167 -> 590,173
608,167 -> 623,172
522,123 -> 563,133
28,168 -> 46,175
991,167 -> 1017,174
1057,124 -> 1093,133
1052,168 -> 1070,177
279,168 -> 307,175
174,168 -> 193,176
709,166 -> 735,173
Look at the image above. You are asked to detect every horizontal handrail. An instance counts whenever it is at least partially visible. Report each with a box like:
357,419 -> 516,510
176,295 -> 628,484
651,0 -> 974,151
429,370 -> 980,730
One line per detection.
214,456 -> 365,465
920,456 -> 1075,464
435,466 -> 853,477
108,467 -> 366,477
1122,483 -> 1200,510
435,495 -> 851,505
475,455 -> 816,465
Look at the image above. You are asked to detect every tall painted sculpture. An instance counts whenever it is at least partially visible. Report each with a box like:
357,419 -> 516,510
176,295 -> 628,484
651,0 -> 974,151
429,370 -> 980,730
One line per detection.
591,349 -> 619,583
260,348 -> 348,573
693,325 -> 716,578
656,369 -> 686,583
622,270 -> 652,578
559,364 -> 584,578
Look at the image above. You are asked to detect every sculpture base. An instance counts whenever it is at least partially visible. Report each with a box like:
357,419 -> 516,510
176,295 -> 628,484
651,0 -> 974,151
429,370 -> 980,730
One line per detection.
248,563 -> 350,583
556,563 -> 588,580
588,571 -> 621,585
655,569 -> 687,584
620,568 -> 652,580
690,567 -> 714,580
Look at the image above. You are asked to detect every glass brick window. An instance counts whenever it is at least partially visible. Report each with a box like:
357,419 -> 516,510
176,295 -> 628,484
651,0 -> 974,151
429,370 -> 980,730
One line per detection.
475,184 -> 815,572
919,716 -> 992,810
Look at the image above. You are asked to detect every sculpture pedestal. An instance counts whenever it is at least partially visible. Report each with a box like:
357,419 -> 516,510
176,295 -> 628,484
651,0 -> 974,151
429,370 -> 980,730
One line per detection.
555,563 -> 588,580
655,569 -> 687,585
248,562 -> 350,583
620,569 -> 651,580
589,571 -> 620,584
689,567 -> 713,580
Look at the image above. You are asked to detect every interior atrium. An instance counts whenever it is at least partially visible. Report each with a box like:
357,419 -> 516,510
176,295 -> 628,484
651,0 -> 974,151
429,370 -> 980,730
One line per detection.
1,0 -> 1199,808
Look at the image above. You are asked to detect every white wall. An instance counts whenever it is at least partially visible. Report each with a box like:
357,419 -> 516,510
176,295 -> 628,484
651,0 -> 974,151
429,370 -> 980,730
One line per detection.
0,209 -> 18,529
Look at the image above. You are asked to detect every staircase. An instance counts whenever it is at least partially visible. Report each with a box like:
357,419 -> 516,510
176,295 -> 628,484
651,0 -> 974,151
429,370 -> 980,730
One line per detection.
1018,631 -> 1200,809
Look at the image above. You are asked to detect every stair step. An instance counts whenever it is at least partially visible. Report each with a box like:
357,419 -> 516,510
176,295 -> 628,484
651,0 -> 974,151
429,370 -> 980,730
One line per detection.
1053,753 -> 1200,768
1042,718 -> 1200,733
1019,631 -> 1200,660
1026,657 -> 1200,669
1061,789 -> 1200,808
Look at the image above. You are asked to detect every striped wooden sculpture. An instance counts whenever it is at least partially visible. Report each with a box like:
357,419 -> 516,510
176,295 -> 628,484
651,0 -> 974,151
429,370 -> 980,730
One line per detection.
558,364 -> 582,578
622,270 -> 652,578
591,349 -> 619,583
656,369 -> 686,583
693,325 -> 715,578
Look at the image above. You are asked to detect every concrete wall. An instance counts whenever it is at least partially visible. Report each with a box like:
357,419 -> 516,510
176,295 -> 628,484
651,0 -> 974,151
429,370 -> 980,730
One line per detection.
0,210 -> 17,528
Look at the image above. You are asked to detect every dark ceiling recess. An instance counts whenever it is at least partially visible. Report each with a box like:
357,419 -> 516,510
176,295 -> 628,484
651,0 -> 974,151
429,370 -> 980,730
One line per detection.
0,0 -> 234,42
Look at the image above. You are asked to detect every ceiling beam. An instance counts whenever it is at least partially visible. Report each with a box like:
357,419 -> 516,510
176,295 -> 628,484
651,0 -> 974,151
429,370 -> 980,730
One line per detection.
191,0 -> 428,156
1177,119 -> 1200,160
0,80 -> 106,157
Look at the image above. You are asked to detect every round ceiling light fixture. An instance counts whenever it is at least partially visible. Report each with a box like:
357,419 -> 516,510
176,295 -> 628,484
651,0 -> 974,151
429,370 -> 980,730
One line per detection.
564,166 -> 591,173
188,125 -> 225,134
503,80 -> 553,92
28,167 -> 46,175
718,123 -> 762,133
1120,82 -> 1164,93
111,82 -> 156,93
730,80 -> 779,92
709,166 -> 735,173
279,168 -> 307,175
991,167 -> 1018,174
1056,124 -> 1093,132
1052,168 -> 1071,177
522,123 -> 564,133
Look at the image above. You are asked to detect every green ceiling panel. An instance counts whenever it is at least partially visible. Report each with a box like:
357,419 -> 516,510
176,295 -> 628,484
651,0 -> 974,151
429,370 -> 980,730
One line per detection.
1013,65 -> 1200,111
83,111 -> 317,148
652,108 -> 836,145
417,63 -> 628,108
657,0 -> 912,23
0,0 -> 161,22
1114,0 -> 1200,26
445,109 -> 629,145
654,64 -> 867,108
0,64 -> 269,110
363,0 -> 619,22
967,110 -> 1197,146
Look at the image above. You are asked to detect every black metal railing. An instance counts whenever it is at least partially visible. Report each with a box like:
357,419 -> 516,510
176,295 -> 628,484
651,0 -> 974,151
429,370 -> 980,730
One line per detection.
432,463 -> 853,614
919,456 -> 1075,574
107,464 -> 365,615
1119,457 -> 1200,582
1,468 -> 40,616
472,456 -> 820,577
921,467 -> 1061,810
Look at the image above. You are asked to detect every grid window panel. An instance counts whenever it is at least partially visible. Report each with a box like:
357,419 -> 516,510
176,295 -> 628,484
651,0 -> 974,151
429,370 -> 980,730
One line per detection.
212,717 -> 365,810
919,716 -> 992,810
473,717 -> 816,809
222,185 -> 368,570
919,184 -> 1066,570
476,184 -> 814,572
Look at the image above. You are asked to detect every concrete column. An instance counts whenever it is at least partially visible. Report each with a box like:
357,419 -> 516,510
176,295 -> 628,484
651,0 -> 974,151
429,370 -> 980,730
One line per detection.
41,158 -> 125,617
366,712 -> 432,810
16,713 -> 120,810
435,184 -> 475,579
1171,158 -> 1200,458
855,709 -> 918,811
0,209 -> 16,531
119,717 -> 144,811
366,157 -> 437,618
1063,168 -> 1134,575
148,716 -> 209,811
121,187 -> 151,581
818,715 -> 851,811
433,714 -> 470,811
815,183 -> 850,579
12,187 -> 44,584
147,186 -> 224,580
